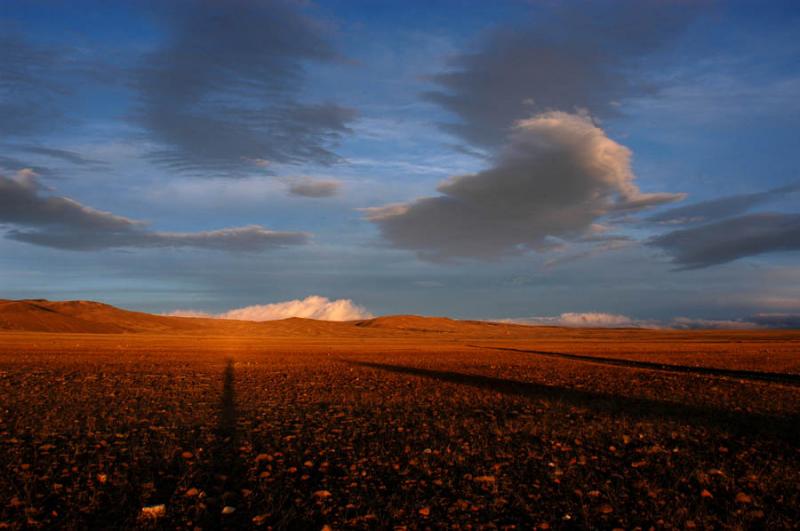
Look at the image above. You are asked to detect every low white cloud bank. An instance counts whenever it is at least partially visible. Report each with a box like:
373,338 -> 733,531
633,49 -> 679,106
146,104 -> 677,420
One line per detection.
501,312 -> 800,329
167,295 -> 373,322
502,312 -> 648,328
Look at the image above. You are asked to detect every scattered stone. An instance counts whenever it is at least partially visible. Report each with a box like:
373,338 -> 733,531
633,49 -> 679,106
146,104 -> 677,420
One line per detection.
252,514 -> 269,526
139,504 -> 166,520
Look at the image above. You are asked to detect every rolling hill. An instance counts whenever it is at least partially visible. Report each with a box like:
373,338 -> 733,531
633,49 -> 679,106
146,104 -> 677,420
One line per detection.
0,298 -> 528,337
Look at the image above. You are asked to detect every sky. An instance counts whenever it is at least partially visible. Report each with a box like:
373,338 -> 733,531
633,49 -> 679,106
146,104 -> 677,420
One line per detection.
1,0 -> 799,327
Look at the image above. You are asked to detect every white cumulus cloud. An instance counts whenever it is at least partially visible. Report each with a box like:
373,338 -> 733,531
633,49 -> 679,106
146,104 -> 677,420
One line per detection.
167,295 -> 373,322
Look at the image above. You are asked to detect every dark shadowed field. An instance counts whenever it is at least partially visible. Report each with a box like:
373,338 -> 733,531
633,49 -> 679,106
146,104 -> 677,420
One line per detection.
1,303 -> 799,529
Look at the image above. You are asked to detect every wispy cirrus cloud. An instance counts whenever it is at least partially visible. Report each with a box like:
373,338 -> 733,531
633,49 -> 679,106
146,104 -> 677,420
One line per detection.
0,31 -> 65,140
12,145 -> 107,167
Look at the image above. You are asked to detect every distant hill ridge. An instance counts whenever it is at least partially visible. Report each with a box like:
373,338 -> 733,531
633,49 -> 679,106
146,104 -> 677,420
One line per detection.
0,299 -> 530,336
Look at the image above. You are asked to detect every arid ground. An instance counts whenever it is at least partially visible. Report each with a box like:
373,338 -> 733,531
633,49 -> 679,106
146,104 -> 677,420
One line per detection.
1,300 -> 799,529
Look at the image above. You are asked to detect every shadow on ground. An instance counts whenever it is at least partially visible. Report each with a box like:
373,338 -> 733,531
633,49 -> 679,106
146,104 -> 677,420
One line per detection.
345,360 -> 800,444
195,359 -> 247,529
472,345 -> 800,386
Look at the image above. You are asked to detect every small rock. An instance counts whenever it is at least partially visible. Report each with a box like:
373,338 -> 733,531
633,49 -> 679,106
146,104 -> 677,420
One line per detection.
735,492 -> 752,504
222,506 -> 236,515
139,504 -> 166,519
252,514 -> 269,526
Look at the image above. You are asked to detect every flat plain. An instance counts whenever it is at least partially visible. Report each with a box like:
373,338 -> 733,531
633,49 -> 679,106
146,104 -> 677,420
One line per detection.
1,301 -> 799,529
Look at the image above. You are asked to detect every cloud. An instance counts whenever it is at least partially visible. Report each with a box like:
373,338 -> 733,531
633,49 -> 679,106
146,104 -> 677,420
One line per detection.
649,213 -> 800,269
423,1 -> 697,149
503,312 -> 799,330
13,145 -> 107,167
287,177 -> 341,198
366,111 -> 683,261
0,169 -> 137,230
0,154 -> 56,178
168,295 -> 373,321
501,312 -> 646,328
647,184 -> 800,225
0,31 -> 65,140
558,312 -> 637,328
0,29 -> 110,142
134,0 -> 356,175
748,313 -> 800,329
0,170 -> 309,251
670,317 -> 760,330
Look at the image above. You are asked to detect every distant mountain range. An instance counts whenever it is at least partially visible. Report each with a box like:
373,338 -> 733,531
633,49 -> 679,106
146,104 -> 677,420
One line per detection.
0,299 -> 536,337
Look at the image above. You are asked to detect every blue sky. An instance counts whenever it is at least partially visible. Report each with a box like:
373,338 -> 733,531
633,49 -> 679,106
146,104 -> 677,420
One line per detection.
1,0 -> 799,327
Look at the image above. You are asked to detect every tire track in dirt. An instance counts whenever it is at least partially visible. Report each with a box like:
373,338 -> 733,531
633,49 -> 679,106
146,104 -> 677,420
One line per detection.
470,345 -> 800,386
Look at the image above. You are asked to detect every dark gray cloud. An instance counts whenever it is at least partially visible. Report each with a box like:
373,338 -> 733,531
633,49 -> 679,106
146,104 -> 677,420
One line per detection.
0,170 -> 135,230
0,170 -> 309,251
135,0 -> 356,175
648,183 -> 800,225
368,1 -> 694,261
287,177 -> 341,198
649,212 -> 800,269
423,1 -> 697,149
366,112 -> 682,261
749,313 -> 800,329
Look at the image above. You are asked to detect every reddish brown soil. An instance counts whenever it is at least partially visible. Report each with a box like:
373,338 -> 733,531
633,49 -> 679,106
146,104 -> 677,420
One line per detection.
1,300 -> 798,529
